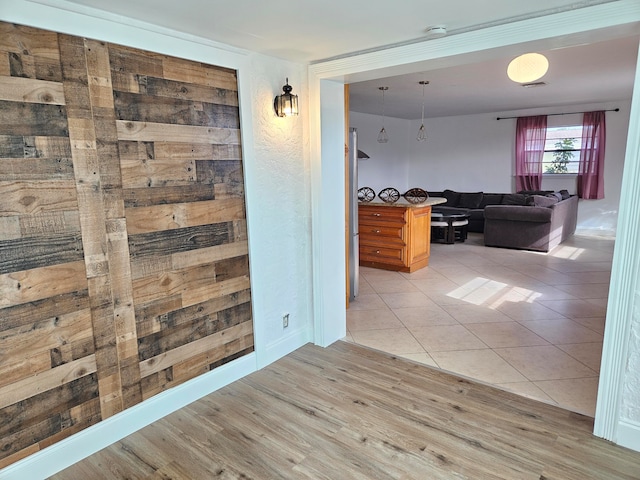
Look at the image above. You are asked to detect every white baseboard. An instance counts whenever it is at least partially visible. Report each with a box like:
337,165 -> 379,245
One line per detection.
258,326 -> 311,369
0,353 -> 257,480
616,419 -> 640,453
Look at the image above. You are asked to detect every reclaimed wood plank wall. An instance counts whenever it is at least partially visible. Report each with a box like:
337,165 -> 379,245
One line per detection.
0,22 -> 254,467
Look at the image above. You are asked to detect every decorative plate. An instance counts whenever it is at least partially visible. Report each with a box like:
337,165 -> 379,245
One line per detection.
378,187 -> 401,203
403,187 -> 429,204
358,187 -> 375,202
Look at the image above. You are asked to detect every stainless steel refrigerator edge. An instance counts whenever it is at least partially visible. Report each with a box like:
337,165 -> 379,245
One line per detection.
348,128 -> 359,300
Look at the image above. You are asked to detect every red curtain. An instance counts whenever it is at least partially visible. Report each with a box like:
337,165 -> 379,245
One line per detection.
578,111 -> 606,199
515,115 -> 547,191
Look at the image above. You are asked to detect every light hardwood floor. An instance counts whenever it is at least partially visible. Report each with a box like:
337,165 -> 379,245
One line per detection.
50,341 -> 640,479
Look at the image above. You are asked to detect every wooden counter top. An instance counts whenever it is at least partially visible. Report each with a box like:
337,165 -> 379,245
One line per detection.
359,197 -> 446,208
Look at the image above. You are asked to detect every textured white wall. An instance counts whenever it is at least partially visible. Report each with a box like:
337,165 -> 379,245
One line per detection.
351,100 -> 630,236
244,55 -> 313,359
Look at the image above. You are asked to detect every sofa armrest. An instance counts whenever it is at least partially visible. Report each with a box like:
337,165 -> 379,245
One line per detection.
484,205 -> 553,223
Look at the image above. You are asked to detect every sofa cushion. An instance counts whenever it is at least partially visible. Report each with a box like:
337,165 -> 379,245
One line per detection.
479,193 -> 503,208
484,205 -> 553,223
502,193 -> 530,206
457,192 -> 483,209
531,194 -> 559,207
442,189 -> 461,206
518,190 -> 553,196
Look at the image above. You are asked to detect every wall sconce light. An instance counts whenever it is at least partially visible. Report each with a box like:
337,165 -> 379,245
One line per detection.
507,53 -> 549,83
274,78 -> 299,117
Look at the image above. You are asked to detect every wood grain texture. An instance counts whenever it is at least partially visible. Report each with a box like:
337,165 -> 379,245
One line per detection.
50,342 -> 640,480
0,22 -> 252,468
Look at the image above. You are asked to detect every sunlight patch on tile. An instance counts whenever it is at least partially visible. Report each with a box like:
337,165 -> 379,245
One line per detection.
550,245 -> 585,260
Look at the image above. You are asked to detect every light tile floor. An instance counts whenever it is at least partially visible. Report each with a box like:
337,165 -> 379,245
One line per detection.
345,233 -> 614,417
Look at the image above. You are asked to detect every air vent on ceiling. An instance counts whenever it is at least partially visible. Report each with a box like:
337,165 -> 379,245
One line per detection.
521,81 -> 547,88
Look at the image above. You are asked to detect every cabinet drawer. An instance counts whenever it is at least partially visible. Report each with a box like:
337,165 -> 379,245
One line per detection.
359,224 -> 404,240
359,245 -> 405,265
358,205 -> 406,222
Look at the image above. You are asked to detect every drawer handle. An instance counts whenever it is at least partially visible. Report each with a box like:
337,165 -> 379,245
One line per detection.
375,250 -> 380,254
372,229 -> 381,233
372,213 -> 381,217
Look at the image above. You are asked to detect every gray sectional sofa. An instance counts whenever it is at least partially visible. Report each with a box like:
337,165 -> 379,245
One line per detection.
427,189 -> 578,252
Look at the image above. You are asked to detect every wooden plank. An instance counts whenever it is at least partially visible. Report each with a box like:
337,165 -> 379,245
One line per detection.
108,45 -> 164,78
0,216 -> 20,240
139,321 -> 252,378
125,198 -> 245,234
182,275 -> 251,309
0,355 -> 97,410
0,157 -> 75,180
0,51 -> 10,77
122,184 -> 215,207
129,253 -> 172,281
0,260 -> 87,308
0,289 -> 90,332
0,180 -> 78,215
116,120 -> 240,144
0,379 -> 99,461
127,223 -> 231,259
171,240 -> 248,270
153,142 -> 242,160
142,75 -> 238,106
137,301 -> 251,362
0,232 -> 83,274
113,91 -> 239,128
18,211 -> 80,237
0,100 -> 68,136
0,373 -> 99,438
213,255 -> 250,282
0,23 -> 61,60
133,295 -> 183,334
0,351 -> 51,390
135,288 -> 252,338
0,307 -> 92,366
131,262 -> 217,305
162,56 -> 237,91
195,159 -> 244,189
0,76 -> 65,105
119,156 -> 196,189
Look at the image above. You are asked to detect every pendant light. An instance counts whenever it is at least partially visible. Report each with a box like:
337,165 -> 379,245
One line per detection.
377,86 -> 389,143
417,80 -> 429,142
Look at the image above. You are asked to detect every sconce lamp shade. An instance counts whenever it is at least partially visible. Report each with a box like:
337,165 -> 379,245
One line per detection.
507,53 -> 549,83
274,78 -> 299,117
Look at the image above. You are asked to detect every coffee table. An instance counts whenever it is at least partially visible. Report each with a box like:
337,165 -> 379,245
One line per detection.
431,212 -> 470,244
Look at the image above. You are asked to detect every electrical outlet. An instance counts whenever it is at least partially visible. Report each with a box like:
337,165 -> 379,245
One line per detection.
283,313 -> 289,328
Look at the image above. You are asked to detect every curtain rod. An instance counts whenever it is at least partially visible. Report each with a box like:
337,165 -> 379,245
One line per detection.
496,108 -> 619,121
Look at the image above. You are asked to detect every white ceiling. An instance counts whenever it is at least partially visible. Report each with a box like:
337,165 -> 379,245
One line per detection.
55,0 -> 639,118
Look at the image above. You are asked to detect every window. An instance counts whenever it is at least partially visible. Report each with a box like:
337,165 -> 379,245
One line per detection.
542,125 -> 582,174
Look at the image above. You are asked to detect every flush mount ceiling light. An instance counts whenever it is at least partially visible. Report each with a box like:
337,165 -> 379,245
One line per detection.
377,86 -> 389,143
507,53 -> 549,83
274,78 -> 298,117
417,80 -> 429,142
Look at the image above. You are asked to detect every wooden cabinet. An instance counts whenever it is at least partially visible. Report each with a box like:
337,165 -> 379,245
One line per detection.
358,203 -> 433,273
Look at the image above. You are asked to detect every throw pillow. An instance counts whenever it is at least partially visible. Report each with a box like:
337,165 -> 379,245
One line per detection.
502,193 -> 529,205
458,192 -> 484,209
559,189 -> 571,200
547,192 -> 563,202
442,189 -> 461,206
532,195 -> 559,207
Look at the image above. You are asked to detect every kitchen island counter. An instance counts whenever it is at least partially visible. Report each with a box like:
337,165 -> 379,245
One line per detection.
358,197 -> 445,272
